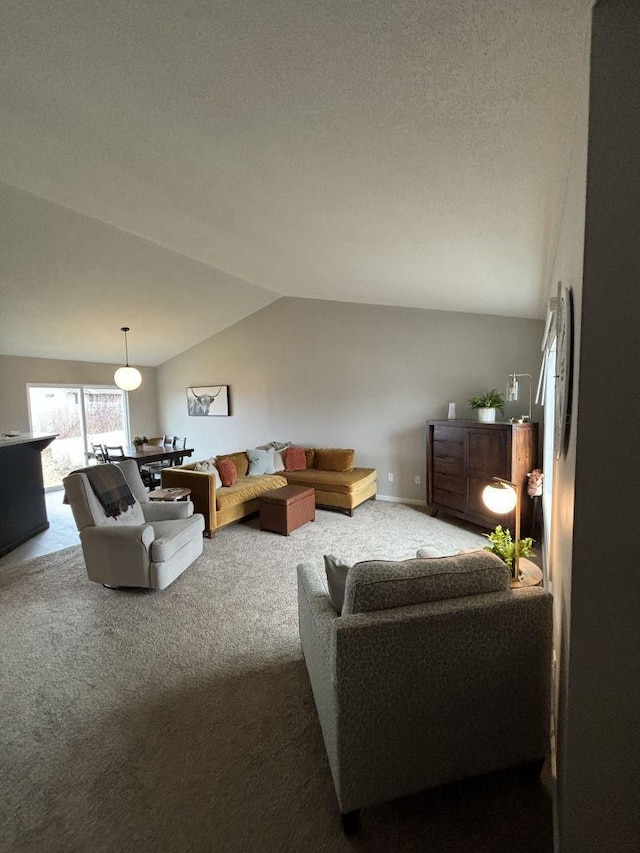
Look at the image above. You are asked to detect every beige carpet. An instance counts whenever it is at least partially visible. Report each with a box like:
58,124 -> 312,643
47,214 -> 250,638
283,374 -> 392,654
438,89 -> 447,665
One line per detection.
0,501 -> 552,852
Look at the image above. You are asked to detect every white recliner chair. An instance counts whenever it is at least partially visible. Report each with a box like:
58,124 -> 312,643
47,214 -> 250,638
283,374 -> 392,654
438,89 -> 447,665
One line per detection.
63,460 -> 205,590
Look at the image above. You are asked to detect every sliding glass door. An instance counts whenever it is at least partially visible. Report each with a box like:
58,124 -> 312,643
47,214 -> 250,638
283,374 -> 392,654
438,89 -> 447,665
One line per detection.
28,385 -> 128,489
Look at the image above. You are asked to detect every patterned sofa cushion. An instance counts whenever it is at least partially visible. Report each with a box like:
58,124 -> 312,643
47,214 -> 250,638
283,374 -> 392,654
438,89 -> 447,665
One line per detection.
342,550 -> 510,616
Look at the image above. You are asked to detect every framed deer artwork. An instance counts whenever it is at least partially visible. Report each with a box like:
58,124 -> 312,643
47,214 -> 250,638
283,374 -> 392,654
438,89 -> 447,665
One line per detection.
186,385 -> 230,417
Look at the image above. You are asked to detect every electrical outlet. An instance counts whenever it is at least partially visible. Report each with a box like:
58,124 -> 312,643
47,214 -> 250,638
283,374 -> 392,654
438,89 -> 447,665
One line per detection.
387,472 -> 394,483
415,475 -> 421,485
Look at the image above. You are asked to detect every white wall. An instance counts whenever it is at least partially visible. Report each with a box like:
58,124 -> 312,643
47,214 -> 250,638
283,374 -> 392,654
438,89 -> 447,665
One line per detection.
0,355 -> 159,440
554,2 -> 640,850
157,297 -> 543,502
544,14 -> 590,848
0,182 -> 279,366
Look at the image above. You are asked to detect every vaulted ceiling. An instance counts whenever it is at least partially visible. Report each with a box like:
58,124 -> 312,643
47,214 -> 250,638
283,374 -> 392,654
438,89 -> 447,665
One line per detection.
0,0 -> 591,365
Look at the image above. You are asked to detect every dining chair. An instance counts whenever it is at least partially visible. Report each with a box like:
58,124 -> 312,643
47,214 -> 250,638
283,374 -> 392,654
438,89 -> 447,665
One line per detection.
140,437 -> 172,487
90,443 -> 108,464
172,437 -> 187,466
104,445 -> 126,461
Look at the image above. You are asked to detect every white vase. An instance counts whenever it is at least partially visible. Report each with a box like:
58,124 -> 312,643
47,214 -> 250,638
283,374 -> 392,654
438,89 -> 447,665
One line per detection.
477,407 -> 496,422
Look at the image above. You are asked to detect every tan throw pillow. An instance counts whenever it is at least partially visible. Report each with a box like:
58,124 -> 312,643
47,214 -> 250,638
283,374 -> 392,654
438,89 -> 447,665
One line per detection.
314,448 -> 355,472
216,452 -> 249,477
194,457 -> 223,487
273,449 -> 286,472
304,448 -> 315,468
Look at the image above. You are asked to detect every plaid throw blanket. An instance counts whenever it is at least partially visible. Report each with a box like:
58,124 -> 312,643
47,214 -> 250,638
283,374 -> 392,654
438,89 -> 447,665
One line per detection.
84,465 -> 136,519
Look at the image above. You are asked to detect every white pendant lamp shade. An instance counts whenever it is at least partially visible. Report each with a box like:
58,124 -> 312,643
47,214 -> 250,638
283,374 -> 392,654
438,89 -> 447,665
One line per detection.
482,481 -> 517,514
114,327 -> 142,391
114,365 -> 142,391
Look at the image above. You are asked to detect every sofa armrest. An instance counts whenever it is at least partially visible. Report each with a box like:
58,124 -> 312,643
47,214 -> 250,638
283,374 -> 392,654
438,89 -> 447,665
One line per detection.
297,563 -> 341,786
297,563 -> 337,659
161,468 -> 217,534
141,501 -> 194,521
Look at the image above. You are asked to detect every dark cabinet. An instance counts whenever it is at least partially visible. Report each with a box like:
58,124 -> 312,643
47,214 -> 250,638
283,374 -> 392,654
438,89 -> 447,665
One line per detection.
426,419 -> 538,536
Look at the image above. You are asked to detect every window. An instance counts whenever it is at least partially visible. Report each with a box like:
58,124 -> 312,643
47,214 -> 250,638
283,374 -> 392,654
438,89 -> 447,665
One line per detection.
27,385 -> 129,489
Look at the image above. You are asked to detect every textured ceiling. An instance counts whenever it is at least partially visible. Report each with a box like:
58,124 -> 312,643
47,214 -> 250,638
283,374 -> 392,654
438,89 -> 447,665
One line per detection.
0,0 -> 591,365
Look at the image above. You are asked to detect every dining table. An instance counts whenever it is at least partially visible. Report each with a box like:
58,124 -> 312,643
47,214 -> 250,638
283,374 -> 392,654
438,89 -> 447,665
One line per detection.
121,444 -> 194,467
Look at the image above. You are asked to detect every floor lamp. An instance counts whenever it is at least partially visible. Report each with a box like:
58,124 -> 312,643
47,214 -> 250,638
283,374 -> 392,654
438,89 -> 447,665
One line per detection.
482,477 -> 521,581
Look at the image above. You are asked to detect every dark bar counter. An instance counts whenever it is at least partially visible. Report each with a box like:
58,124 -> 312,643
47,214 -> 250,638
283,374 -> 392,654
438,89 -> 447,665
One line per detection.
0,433 -> 57,558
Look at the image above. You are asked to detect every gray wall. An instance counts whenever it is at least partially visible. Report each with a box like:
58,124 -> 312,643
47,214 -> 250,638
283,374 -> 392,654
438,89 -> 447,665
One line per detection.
554,2 -> 640,850
544,11 -> 589,849
0,355 -> 159,440
157,297 -> 543,502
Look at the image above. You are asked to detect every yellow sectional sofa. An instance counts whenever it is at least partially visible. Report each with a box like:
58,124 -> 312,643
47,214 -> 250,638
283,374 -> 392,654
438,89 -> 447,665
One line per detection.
161,447 -> 377,537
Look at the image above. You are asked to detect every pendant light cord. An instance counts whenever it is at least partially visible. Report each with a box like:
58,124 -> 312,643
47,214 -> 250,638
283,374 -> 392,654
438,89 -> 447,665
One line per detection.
121,326 -> 130,366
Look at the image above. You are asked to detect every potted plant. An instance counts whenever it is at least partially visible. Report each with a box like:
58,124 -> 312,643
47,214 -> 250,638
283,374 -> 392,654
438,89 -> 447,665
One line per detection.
133,435 -> 148,448
468,389 -> 505,422
483,525 -> 534,577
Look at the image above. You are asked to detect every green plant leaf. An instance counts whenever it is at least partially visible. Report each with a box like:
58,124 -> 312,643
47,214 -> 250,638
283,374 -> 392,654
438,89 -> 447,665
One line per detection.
468,388 -> 505,413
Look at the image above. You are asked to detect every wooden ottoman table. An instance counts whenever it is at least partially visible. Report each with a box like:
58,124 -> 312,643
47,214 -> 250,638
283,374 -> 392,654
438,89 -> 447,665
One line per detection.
260,485 -> 315,536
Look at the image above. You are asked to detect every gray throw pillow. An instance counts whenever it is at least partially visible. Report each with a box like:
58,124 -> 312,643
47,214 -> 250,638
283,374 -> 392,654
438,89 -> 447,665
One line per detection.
246,447 -> 277,475
324,554 -> 353,614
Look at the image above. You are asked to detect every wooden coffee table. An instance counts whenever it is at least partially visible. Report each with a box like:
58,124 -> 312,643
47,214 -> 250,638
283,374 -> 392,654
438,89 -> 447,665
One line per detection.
148,487 -> 191,502
260,485 -> 315,536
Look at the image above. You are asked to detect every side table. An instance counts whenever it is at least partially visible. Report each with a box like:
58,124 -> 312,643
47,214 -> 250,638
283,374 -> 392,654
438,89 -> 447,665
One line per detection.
512,557 -> 543,589
148,487 -> 191,502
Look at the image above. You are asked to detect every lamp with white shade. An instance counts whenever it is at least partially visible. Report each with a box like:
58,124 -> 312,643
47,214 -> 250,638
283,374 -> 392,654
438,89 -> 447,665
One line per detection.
114,327 -> 142,392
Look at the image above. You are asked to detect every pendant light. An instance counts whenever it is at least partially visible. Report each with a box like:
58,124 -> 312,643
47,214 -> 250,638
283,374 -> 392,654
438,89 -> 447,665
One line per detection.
114,327 -> 142,391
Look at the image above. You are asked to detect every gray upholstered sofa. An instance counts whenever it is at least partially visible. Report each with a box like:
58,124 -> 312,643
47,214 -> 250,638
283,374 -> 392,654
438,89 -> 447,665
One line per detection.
297,550 -> 553,831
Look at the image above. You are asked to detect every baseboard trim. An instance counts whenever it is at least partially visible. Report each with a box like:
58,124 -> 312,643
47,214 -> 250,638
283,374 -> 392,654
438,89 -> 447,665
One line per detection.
375,494 -> 426,507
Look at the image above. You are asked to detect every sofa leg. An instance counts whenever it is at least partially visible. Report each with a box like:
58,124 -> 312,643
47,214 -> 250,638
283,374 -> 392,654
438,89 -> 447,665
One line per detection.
341,810 -> 360,835
348,508 -> 354,517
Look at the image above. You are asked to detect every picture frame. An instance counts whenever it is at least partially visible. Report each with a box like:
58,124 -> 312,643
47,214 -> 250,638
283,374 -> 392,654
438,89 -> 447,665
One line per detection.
186,385 -> 230,417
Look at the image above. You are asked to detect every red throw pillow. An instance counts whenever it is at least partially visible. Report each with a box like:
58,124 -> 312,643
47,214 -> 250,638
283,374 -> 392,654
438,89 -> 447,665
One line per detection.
216,458 -> 238,487
284,446 -> 306,471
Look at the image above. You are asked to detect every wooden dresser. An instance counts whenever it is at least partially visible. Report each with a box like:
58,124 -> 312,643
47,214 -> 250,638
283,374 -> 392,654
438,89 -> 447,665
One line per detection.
426,419 -> 538,536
